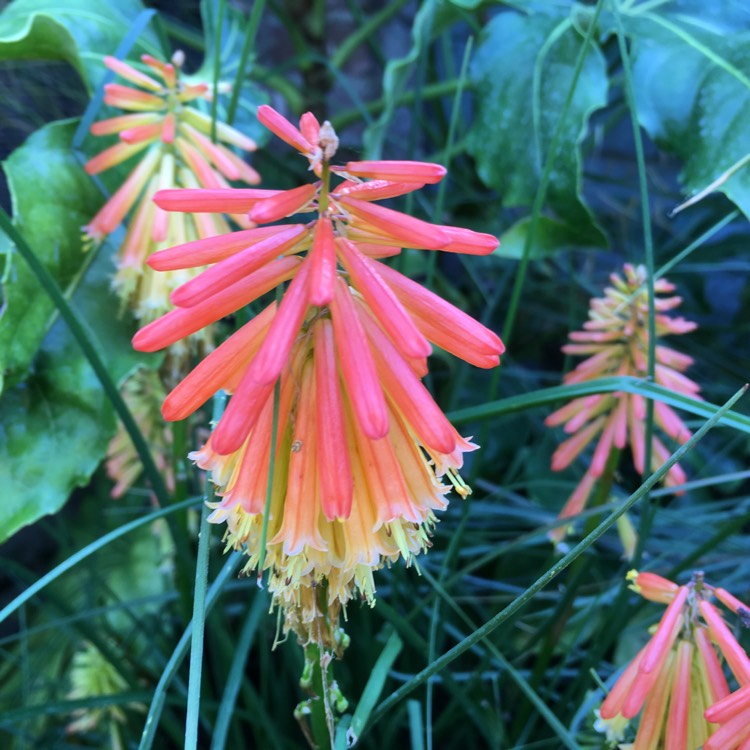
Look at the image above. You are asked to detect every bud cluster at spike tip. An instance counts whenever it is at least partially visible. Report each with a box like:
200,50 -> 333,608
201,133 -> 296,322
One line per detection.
595,570 -> 750,750
83,52 -> 260,349
545,263 -> 700,543
131,105 -> 505,644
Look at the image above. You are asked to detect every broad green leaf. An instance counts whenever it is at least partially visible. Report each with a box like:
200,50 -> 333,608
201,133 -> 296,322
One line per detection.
363,0 -> 460,158
0,245 -> 154,543
0,119 -> 102,388
627,14 -> 750,218
467,6 -> 608,246
0,120 -> 155,543
497,215 -> 588,260
0,0 -> 160,89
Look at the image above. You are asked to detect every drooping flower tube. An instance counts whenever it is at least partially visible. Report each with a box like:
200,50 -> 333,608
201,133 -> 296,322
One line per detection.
83,51 -> 259,351
546,264 -> 700,543
132,106 -> 504,644
595,570 -> 750,749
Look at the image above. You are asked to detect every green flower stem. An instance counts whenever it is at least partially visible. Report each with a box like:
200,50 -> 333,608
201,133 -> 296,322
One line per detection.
211,0 -> 226,143
331,80 -> 460,131
138,552 -> 243,750
364,384 -> 746,731
227,0 -> 267,125
612,1 -> 657,564
330,0 -> 411,70
184,507 -> 213,750
302,643 -> 333,750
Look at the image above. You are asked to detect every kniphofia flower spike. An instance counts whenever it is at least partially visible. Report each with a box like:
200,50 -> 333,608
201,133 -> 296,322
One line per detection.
133,106 -> 504,644
596,570 -> 750,749
546,264 -> 699,542
84,51 -> 259,340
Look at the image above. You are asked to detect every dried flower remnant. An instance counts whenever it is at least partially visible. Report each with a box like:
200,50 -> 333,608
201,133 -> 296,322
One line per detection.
595,570 -> 750,750
83,51 -> 259,350
106,368 -> 174,499
546,264 -> 699,542
132,105 -> 504,645
66,642 -> 142,744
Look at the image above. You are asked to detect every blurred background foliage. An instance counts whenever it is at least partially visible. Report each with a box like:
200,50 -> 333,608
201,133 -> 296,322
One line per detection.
1,0 -> 750,747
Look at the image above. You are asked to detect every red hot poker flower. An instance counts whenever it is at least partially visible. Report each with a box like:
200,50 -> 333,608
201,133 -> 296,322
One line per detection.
132,106 -> 504,641
83,51 -> 259,352
596,571 -> 750,749
546,264 -> 699,543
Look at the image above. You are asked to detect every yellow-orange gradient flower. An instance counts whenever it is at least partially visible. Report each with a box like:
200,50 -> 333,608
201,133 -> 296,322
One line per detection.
596,571 -> 750,750
546,264 -> 699,541
84,51 -> 259,341
132,106 -> 504,642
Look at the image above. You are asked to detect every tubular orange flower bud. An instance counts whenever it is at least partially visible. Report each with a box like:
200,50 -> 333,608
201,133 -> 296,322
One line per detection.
344,160 -> 447,183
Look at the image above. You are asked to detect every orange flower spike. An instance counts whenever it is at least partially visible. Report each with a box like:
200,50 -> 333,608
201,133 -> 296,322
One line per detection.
85,140 -> 153,175
299,111 -> 320,147
715,587 -> 750,617
345,160 -> 447,184
119,121 -> 164,144
257,103 -> 314,155
314,320 -> 353,520
634,652 -> 675,749
699,600 -> 750,683
639,586 -> 689,674
599,644 -> 649,720
351,414 -> 420,526
374,260 -> 504,365
249,183 -> 319,224
103,55 -> 163,90
132,257 -> 301,351
177,82 -> 210,104
154,188 -> 281,213
170,225 -> 307,307
90,112 -> 160,136
664,639 -> 692,750
182,123 -> 242,180
336,237 -> 431,359
694,626 -> 731,703
85,147 -> 161,237
161,303 -> 277,421
333,179 -> 425,202
705,683 -> 750,725
340,196 -> 450,249
148,225 -> 299,271
359,307 -> 457,456
703,705 -> 750,750
433,225 -> 499,255
308,218 -> 337,306
270,359 -> 328,555
210,375 -> 276,456
104,83 -> 165,111
240,262 -> 312,387
621,611 -> 684,718
329,277 -> 389,440
627,570 -> 680,604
